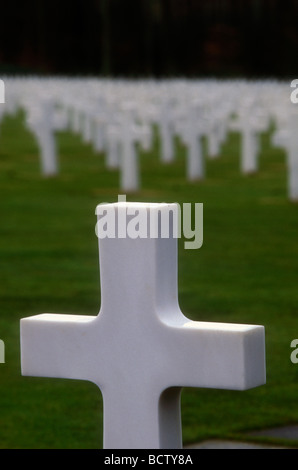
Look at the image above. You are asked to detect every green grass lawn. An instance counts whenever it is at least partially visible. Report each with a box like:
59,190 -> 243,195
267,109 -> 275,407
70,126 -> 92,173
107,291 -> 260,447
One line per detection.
0,109 -> 298,448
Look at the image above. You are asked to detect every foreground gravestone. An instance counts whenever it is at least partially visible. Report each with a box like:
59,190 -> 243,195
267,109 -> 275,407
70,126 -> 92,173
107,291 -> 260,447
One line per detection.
20,202 -> 266,449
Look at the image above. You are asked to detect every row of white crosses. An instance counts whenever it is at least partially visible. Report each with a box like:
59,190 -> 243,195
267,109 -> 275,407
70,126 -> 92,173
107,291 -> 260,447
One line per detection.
1,77 -> 296,197
0,78 -> 257,182
45,85 -> 153,191
21,200 -> 266,449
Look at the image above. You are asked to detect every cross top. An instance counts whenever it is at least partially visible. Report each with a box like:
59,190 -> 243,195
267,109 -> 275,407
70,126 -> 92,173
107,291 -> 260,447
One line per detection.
20,202 -> 266,449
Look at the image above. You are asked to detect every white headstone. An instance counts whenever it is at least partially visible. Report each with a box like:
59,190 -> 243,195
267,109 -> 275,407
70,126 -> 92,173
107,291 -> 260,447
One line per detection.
159,102 -> 175,163
118,106 -> 151,192
20,202 -> 266,449
26,100 -> 67,177
106,125 -> 121,169
69,107 -> 83,135
241,124 -> 259,175
271,107 -> 298,201
287,111 -> 298,201
230,107 -> 268,175
207,125 -> 221,159
177,103 -> 205,181
93,116 -> 107,154
0,79 -> 5,104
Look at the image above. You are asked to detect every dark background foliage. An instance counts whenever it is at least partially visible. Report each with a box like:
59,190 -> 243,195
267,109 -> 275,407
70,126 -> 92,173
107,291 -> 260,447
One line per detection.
0,0 -> 297,78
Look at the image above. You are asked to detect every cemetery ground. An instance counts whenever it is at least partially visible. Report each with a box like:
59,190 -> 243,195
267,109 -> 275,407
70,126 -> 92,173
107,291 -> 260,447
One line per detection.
0,110 -> 298,449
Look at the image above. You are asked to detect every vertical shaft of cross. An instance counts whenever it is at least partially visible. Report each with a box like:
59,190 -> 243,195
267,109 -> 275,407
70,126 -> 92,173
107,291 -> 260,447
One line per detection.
20,201 -> 266,450
96,202 -> 184,448
288,110 -> 298,201
102,383 -> 182,449
241,126 -> 256,174
97,202 -> 181,324
120,117 -> 139,192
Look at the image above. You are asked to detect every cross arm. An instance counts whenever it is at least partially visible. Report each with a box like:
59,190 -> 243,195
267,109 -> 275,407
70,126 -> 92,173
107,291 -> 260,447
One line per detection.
20,313 -> 98,381
159,320 -> 266,392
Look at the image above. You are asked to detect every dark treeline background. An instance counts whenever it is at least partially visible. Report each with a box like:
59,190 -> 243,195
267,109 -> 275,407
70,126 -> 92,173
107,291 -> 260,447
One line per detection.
0,0 -> 298,78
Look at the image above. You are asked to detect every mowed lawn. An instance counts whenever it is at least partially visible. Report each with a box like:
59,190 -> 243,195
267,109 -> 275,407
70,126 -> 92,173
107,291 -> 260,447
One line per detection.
0,109 -> 298,448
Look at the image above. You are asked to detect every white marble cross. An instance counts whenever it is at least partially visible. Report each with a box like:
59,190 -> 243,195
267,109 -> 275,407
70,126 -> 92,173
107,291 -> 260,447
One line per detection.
0,79 -> 4,104
284,114 -> 298,201
159,103 -> 175,163
272,107 -> 298,201
230,109 -> 268,175
26,100 -> 67,177
206,106 -> 230,159
118,107 -> 151,192
20,202 -> 266,449
177,103 -> 206,181
105,124 -> 121,169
